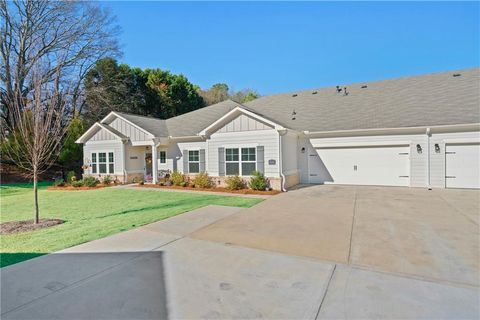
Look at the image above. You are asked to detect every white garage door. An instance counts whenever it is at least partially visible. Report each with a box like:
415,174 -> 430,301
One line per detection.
445,144 -> 480,189
309,146 -> 410,186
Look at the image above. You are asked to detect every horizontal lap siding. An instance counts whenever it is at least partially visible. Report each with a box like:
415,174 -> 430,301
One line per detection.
208,130 -> 279,177
169,141 -> 206,173
84,141 -> 123,174
125,145 -> 145,173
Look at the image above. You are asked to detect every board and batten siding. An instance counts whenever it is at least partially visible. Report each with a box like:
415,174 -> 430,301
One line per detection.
208,130 -> 280,177
90,128 -> 117,141
109,117 -> 152,142
84,141 -> 124,174
217,114 -> 273,133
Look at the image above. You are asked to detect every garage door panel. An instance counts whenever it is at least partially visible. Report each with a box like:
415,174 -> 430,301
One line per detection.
445,144 -> 480,189
310,146 -> 410,187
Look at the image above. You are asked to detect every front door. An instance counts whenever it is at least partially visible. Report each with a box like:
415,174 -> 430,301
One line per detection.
145,152 -> 152,182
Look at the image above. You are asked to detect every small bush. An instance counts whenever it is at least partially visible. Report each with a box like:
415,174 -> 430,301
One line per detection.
248,171 -> 268,191
83,176 -> 98,187
192,172 -> 214,189
225,175 -> 246,190
54,178 -> 65,187
170,171 -> 185,186
66,171 -> 76,184
71,180 -> 84,188
138,180 -> 144,185
102,175 -> 112,185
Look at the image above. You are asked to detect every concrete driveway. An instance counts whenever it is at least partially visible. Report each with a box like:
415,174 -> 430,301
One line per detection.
2,186 -> 479,319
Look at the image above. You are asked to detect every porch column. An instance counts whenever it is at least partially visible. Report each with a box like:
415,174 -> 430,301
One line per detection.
152,145 -> 158,184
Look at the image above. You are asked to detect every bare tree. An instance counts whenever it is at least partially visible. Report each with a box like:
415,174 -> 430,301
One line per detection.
0,0 -> 121,127
2,64 -> 68,223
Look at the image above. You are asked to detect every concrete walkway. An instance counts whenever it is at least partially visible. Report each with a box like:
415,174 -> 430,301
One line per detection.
2,186 -> 479,319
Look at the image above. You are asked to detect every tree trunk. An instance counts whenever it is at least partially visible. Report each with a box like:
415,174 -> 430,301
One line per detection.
33,174 -> 39,224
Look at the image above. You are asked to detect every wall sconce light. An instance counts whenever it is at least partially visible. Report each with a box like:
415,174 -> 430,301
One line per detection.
416,144 -> 422,154
301,147 -> 306,153
434,144 -> 440,153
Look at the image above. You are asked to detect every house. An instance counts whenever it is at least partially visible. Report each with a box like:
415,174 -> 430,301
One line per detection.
76,68 -> 480,190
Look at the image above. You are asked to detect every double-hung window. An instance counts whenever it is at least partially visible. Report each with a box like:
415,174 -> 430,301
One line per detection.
91,153 -> 97,174
159,151 -> 166,164
91,152 -> 114,174
188,150 -> 200,173
225,147 -> 256,176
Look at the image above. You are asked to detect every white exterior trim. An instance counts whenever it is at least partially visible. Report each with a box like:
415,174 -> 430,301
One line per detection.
315,141 -> 411,148
101,111 -> 155,138
443,137 -> 480,144
199,107 -> 285,136
76,123 -> 126,143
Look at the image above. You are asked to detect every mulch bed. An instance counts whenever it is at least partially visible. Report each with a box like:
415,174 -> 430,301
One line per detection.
47,185 -> 110,191
137,184 -> 281,195
0,219 -> 65,235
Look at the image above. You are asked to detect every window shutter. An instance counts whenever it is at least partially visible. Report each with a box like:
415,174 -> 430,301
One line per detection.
183,149 -> 189,174
218,147 -> 225,176
199,149 -> 206,172
256,146 -> 265,174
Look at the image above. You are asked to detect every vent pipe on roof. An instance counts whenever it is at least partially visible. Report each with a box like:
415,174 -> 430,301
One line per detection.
343,87 -> 349,96
452,73 -> 461,77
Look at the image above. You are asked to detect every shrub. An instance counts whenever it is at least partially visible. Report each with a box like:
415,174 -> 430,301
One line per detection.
192,172 -> 214,189
248,171 -> 268,191
71,180 -> 84,188
66,171 -> 77,184
54,178 -> 65,187
102,175 -> 112,185
83,176 -> 98,187
170,171 -> 185,186
225,175 -> 246,190
179,181 -> 187,187
138,180 -> 144,185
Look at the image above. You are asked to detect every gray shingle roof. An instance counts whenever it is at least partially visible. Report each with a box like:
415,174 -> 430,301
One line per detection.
245,68 -> 480,132
113,68 -> 480,138
114,112 -> 169,137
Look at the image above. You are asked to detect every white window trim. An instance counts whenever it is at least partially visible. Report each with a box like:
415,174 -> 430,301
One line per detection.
188,150 -> 200,174
91,150 -> 115,174
225,147 -> 257,176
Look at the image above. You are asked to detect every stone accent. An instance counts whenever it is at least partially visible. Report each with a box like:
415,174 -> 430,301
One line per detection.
82,173 -> 125,183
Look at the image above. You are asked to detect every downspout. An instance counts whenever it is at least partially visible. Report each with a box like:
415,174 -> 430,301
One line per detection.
278,130 -> 288,192
426,127 -> 431,190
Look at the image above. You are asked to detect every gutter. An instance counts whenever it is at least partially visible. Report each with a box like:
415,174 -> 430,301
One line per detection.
278,129 -> 288,192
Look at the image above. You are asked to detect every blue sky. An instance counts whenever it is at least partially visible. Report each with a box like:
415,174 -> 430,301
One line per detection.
104,1 -> 479,95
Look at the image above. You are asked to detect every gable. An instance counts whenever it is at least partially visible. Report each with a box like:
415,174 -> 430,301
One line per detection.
216,114 -> 274,133
89,128 -> 118,141
109,117 -> 151,141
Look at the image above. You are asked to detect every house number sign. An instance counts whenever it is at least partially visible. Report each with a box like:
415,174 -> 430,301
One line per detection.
268,159 -> 276,165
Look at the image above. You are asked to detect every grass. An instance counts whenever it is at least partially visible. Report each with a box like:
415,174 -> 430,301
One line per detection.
0,183 -> 262,267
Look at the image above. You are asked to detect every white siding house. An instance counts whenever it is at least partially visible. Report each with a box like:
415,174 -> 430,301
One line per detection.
76,68 -> 480,190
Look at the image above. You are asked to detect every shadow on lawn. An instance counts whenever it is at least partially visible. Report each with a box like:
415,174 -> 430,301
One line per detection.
1,252 -> 47,267
1,251 -> 169,319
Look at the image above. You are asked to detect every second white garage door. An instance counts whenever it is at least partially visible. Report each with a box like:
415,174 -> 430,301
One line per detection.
445,144 -> 480,189
309,145 -> 410,186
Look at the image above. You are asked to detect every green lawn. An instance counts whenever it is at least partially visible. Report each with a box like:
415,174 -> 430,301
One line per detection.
0,183 -> 262,267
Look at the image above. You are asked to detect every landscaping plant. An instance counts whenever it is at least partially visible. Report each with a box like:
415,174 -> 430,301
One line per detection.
192,172 -> 214,189
248,171 -> 269,191
71,180 -> 84,188
66,171 -> 77,184
225,175 -> 246,190
170,171 -> 185,186
83,177 -> 98,187
54,178 -> 65,187
102,175 -> 112,185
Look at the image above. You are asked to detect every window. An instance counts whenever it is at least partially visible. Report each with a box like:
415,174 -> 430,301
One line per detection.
225,147 -> 257,176
108,152 -> 114,174
159,151 -> 166,164
241,148 -> 256,175
99,152 -> 107,173
188,150 -> 199,173
225,148 -> 239,175
90,152 -> 114,174
91,153 -> 97,174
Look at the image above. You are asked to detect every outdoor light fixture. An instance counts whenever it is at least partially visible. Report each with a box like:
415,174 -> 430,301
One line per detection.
416,144 -> 422,154
301,147 -> 306,153
435,143 -> 440,153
